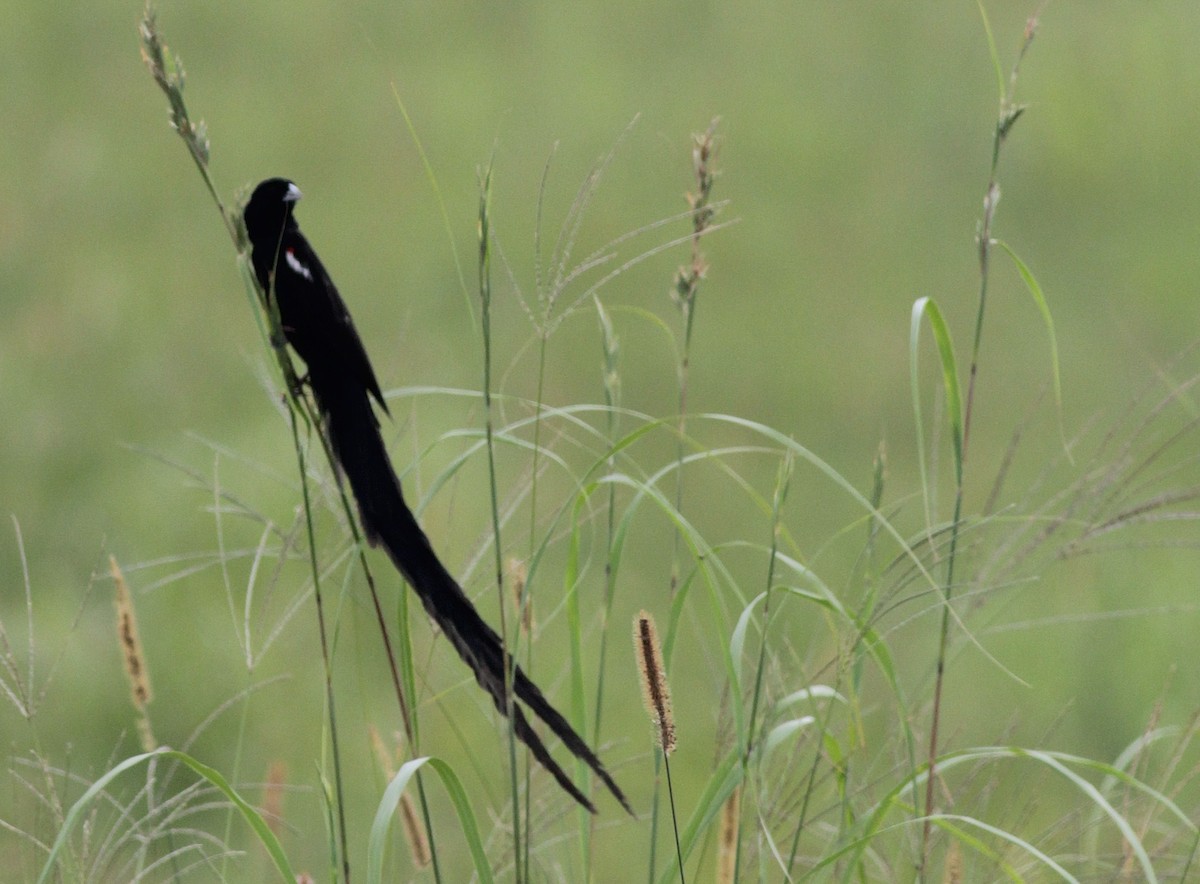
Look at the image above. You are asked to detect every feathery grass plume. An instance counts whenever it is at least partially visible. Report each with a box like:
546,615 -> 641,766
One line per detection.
636,610 -> 685,883
507,556 -> 534,635
668,118 -> 720,596
597,296 -> 621,409
261,761 -> 287,840
111,555 -> 156,751
138,5 -> 207,165
671,118 -> 719,314
138,4 -> 235,243
634,611 -> 675,754
716,785 -> 740,884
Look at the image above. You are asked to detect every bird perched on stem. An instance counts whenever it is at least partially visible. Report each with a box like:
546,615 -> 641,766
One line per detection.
242,177 -> 630,815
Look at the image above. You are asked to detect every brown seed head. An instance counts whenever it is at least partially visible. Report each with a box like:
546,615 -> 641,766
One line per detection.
111,556 -> 152,710
633,611 -> 675,755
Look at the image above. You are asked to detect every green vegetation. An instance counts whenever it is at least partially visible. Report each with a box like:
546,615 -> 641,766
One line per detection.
6,2 -> 1200,880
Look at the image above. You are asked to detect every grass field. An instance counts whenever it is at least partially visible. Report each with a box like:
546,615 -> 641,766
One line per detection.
7,2 -> 1200,880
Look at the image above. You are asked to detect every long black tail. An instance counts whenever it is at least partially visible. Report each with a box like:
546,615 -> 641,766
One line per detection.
310,373 -> 630,815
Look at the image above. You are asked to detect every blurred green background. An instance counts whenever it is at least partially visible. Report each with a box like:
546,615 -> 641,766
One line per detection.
6,0 -> 1200,876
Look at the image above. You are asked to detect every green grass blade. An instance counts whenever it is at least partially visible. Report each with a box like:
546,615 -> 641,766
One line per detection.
692,413 -> 939,593
931,812 -> 1072,881
368,756 -> 493,884
38,748 -> 295,884
729,591 -> 766,697
976,0 -> 1005,105
994,239 -> 1070,455
910,296 -> 965,522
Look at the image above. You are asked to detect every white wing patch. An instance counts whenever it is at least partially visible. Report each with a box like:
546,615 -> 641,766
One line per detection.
285,248 -> 313,281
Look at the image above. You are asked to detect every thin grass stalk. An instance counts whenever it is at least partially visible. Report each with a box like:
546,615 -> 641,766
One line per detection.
799,443 -> 889,872
208,457 -> 256,878
288,405 -> 351,882
477,161 -> 524,882
384,105 -> 507,874
584,298 -> 622,881
647,749 -> 662,884
668,120 -> 719,597
514,561 -> 534,881
591,298 -> 622,754
787,451 -> 872,877
732,454 -> 791,881
661,751 -> 685,884
518,155 -> 562,876
562,506 -> 597,876
521,316 -> 551,883
516,145 -> 653,846
921,10 -> 1039,874
139,8 -> 445,876
786,684 -> 830,879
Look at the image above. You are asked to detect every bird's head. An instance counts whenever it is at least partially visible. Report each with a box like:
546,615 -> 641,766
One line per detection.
243,178 -> 303,248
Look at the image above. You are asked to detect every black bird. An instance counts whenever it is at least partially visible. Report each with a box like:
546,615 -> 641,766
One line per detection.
243,178 -> 630,815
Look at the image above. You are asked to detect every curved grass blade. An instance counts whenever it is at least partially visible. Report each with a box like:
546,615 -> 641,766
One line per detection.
367,756 -> 493,884
910,296 -> 965,527
994,239 -> 1069,456
37,748 -> 294,884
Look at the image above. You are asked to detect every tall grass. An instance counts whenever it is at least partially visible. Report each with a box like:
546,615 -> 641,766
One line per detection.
6,3 -> 1200,882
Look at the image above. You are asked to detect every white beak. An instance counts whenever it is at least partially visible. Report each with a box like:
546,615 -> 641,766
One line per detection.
284,182 -> 303,203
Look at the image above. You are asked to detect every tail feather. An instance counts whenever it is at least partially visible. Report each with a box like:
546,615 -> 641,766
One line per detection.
312,374 -> 630,815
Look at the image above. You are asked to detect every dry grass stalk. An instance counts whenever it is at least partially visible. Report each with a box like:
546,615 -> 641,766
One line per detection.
369,724 -> 397,780
262,761 -> 288,840
399,789 -> 432,869
507,556 -> 533,634
111,555 -> 151,708
111,555 -> 156,750
716,785 -> 741,884
634,611 -> 675,755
